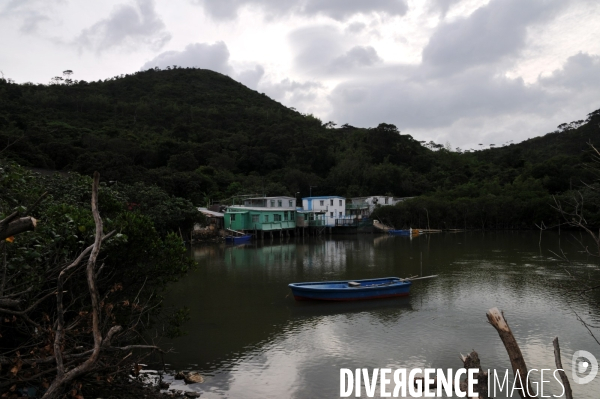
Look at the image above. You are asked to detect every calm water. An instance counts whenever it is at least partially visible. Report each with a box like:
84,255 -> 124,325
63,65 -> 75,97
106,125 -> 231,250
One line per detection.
162,232 -> 600,398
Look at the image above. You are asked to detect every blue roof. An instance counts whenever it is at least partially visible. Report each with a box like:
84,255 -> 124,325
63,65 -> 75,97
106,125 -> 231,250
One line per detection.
302,196 -> 345,200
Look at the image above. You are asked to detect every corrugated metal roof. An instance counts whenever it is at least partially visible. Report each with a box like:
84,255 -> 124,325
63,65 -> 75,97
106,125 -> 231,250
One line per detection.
245,196 -> 296,200
197,207 -> 224,217
302,196 -> 345,199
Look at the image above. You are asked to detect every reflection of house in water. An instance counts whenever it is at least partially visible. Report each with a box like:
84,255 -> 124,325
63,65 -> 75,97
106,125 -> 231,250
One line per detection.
222,238 -> 382,275
224,243 -> 297,270
191,244 -> 223,260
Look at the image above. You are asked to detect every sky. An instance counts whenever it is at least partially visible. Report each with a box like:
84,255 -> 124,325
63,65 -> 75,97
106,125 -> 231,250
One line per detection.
1,0 -> 600,150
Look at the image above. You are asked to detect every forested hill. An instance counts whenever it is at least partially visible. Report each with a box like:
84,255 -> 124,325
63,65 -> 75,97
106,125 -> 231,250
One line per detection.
1,68 -> 599,216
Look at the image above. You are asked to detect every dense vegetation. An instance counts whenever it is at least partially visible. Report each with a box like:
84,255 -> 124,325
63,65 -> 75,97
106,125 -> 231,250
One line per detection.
0,161 -> 199,397
1,68 -> 599,229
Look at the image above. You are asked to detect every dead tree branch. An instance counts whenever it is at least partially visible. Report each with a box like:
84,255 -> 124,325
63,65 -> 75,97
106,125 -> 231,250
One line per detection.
552,337 -> 573,399
42,172 -> 114,399
486,307 -> 537,399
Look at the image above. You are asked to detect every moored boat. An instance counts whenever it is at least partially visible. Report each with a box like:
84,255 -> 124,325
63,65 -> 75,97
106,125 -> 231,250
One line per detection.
288,277 -> 411,301
225,234 -> 252,244
388,228 -> 419,236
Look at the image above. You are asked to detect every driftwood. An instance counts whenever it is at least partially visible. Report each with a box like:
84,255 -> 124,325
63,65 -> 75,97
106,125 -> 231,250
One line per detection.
552,337 -> 573,399
459,351 -> 490,399
0,192 -> 46,240
0,215 -> 37,240
486,307 -> 536,398
413,351 -> 489,398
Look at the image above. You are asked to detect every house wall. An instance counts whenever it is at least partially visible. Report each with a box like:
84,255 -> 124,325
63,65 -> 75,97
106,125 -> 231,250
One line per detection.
243,197 -> 296,208
302,197 -> 346,226
225,212 -> 248,231
225,207 -> 296,231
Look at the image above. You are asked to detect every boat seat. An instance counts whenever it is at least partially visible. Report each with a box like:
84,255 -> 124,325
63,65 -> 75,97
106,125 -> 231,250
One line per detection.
348,282 -> 361,287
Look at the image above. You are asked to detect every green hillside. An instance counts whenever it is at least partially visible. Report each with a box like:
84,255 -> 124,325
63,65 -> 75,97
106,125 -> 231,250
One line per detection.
1,67 -> 599,228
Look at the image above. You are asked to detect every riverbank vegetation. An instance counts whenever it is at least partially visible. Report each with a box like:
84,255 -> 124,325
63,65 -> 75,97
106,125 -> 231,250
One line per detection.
1,68 -> 599,229
0,161 -> 200,397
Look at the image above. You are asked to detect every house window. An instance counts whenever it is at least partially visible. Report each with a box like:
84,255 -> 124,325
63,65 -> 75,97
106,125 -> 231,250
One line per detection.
289,200 -> 293,207
264,215 -> 269,223
278,200 -> 282,207
339,200 -> 342,206
284,211 -> 288,220
270,200 -> 275,207
330,212 -> 333,218
274,214 -> 282,222
320,200 -> 324,206
252,215 -> 259,223
330,199 -> 333,206
339,212 -> 342,217
231,214 -> 236,222
385,197 -> 389,204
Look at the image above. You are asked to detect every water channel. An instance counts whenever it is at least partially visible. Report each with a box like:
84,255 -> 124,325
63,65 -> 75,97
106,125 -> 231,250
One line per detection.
162,231 -> 600,398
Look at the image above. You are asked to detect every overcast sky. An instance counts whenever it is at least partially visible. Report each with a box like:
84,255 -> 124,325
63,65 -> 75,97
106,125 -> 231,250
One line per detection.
1,0 -> 599,150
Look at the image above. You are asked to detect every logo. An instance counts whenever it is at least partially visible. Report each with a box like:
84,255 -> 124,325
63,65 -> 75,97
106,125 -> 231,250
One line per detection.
571,350 -> 598,384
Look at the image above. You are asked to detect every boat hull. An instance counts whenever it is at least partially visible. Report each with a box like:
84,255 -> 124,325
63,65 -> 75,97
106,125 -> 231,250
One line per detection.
388,229 -> 419,236
288,277 -> 411,301
225,235 -> 252,244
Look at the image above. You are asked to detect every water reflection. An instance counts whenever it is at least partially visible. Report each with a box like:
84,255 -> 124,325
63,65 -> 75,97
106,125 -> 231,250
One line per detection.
164,232 -> 600,398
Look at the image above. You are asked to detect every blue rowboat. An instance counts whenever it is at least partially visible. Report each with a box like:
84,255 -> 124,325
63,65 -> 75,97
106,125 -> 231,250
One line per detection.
388,229 -> 419,236
225,234 -> 252,244
288,277 -> 411,301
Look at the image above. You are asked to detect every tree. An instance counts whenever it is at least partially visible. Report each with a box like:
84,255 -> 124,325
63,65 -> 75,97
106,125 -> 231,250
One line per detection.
62,70 -> 74,85
549,142 -> 600,346
0,163 -> 196,397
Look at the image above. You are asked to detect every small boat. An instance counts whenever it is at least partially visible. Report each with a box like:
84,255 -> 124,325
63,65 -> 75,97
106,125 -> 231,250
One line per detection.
225,234 -> 252,244
288,277 -> 411,301
388,229 -> 419,236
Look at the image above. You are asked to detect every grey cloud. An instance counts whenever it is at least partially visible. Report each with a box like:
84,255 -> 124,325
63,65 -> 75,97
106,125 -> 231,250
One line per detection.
75,0 -> 171,53
329,67 -> 546,130
329,46 -> 382,70
426,0 -> 462,18
19,12 -> 49,33
345,22 -> 366,34
288,26 -> 383,76
260,78 -> 323,105
301,0 -> 408,21
540,52 -> 600,90
141,42 -> 233,75
288,25 -> 344,73
191,0 -> 408,21
326,48 -> 600,148
0,0 -> 59,33
237,65 -> 265,89
422,0 -> 564,74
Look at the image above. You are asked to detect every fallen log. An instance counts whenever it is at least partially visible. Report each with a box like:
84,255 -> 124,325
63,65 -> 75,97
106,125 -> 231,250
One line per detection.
0,216 -> 37,240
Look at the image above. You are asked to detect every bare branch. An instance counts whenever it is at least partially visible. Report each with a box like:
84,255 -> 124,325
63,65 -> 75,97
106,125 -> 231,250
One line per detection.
43,172 -> 107,398
486,308 -> 536,399
553,337 -> 573,399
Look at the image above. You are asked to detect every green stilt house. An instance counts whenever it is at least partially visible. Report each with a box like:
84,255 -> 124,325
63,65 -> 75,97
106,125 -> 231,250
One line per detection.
224,196 -> 297,235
